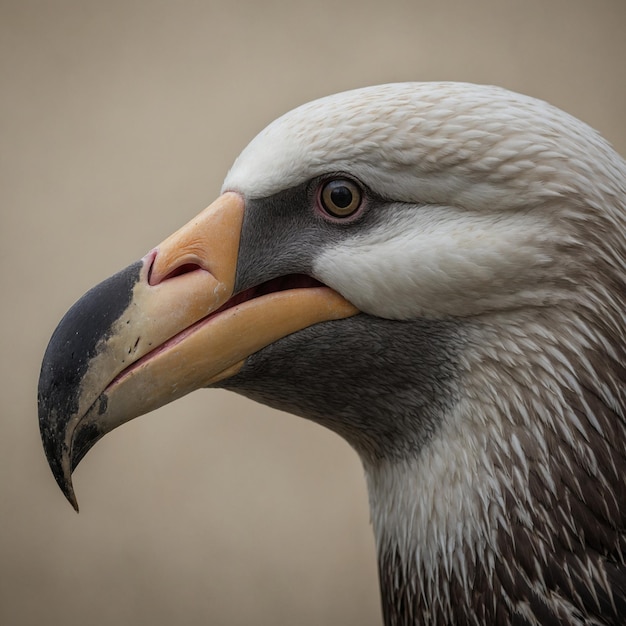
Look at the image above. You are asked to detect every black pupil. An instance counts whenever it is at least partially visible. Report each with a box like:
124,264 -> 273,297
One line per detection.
330,185 -> 353,209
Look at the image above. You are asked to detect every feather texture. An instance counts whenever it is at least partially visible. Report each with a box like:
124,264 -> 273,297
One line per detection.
224,83 -> 626,625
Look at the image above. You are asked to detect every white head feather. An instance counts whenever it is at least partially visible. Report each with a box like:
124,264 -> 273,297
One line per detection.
223,82 -> 622,208
223,83 -> 626,320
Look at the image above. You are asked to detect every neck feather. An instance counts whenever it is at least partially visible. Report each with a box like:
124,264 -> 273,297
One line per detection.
364,400 -> 504,626
364,312 -> 626,625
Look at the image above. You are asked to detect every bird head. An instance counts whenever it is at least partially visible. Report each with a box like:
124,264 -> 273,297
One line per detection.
38,81 -> 626,501
38,82 -> 626,621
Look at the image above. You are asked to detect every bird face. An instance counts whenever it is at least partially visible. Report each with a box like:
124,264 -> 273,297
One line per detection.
226,82 -> 576,320
38,82 -> 622,511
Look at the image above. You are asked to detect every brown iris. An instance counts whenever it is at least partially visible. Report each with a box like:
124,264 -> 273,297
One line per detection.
320,179 -> 362,218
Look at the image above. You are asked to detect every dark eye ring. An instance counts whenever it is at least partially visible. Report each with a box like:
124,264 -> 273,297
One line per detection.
319,179 -> 362,218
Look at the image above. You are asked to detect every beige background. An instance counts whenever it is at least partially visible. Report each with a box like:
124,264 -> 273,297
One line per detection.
2,1 -> 625,625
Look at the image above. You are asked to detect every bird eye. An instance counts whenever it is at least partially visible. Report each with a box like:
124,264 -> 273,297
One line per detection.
320,179 -> 362,218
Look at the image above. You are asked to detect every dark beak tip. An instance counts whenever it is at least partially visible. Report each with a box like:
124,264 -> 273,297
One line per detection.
59,475 -> 80,513
44,449 -> 80,512
68,494 -> 80,514
37,260 -> 145,514
39,384 -> 103,514
38,419 -> 80,512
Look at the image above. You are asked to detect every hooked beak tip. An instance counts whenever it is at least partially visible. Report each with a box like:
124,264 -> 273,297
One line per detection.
64,482 -> 80,513
51,450 -> 80,512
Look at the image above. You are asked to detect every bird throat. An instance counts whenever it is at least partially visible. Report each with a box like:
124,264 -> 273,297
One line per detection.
363,413 -> 501,626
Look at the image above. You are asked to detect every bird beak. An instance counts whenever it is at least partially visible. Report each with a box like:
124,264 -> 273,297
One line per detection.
38,192 -> 358,510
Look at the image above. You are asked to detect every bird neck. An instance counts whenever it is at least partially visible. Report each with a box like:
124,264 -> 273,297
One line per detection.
363,400 -> 503,626
364,309 -> 626,625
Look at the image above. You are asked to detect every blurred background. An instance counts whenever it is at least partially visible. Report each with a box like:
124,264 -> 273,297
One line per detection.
2,1 -> 625,624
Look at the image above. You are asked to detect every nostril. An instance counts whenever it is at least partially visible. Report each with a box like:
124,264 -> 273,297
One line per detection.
147,249 -> 205,286
145,250 -> 158,286
161,263 -> 203,282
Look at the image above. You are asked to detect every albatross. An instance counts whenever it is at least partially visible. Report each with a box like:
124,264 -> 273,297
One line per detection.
38,82 -> 626,625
